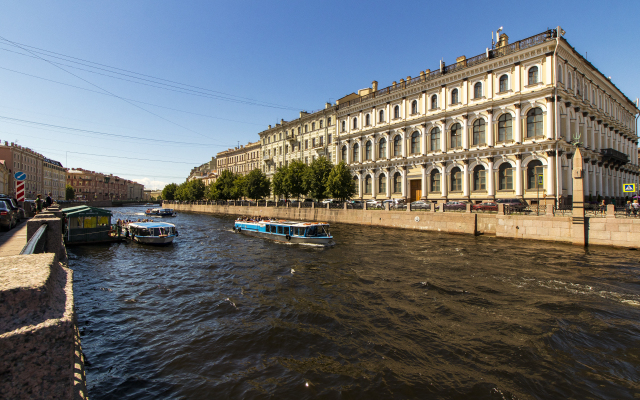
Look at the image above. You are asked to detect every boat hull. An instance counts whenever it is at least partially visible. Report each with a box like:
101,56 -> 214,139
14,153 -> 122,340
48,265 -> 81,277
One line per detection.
234,223 -> 333,245
133,235 -> 175,245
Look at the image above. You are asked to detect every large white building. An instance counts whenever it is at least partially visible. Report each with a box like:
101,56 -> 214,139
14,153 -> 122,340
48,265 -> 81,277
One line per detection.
330,27 -> 638,205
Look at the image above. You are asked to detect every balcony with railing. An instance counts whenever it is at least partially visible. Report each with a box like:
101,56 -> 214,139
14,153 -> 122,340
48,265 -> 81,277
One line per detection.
600,148 -> 629,165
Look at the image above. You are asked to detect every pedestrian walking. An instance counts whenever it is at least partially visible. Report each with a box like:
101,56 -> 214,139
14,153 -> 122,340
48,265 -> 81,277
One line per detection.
45,192 -> 53,208
35,194 -> 43,213
633,201 -> 639,217
625,201 -> 632,217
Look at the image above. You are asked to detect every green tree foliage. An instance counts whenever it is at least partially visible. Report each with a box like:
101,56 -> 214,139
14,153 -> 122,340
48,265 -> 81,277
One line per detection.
304,156 -> 333,201
185,179 -> 205,200
162,183 -> 178,200
326,161 -> 357,201
65,184 -> 75,200
243,169 -> 271,200
211,170 -> 238,200
272,165 -> 290,200
286,160 -> 308,200
233,174 -> 247,200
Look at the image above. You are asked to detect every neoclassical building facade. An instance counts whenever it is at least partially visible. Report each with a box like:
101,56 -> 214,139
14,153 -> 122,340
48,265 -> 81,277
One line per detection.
332,28 -> 639,204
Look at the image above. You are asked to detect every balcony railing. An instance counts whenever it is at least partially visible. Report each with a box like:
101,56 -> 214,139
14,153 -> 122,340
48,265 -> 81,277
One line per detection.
600,148 -> 629,165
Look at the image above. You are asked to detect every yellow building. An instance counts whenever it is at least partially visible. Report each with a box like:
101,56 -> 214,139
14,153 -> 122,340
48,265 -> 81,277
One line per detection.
43,158 -> 66,200
217,141 -> 261,175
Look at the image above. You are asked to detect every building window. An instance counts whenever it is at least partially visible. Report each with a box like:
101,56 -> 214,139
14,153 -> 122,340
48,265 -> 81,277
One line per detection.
319,136 -> 323,146
558,64 -> 563,83
526,107 -> 543,138
499,74 -> 508,92
451,89 -> 458,104
430,170 -> 440,192
379,138 -> 387,158
430,127 -> 441,152
379,109 -> 384,122
472,119 -> 485,146
474,82 -> 483,99
431,95 -> 438,109
312,138 -> 315,147
528,66 -> 539,85
527,160 -> 544,189
365,175 -> 372,194
319,120 -> 323,128
450,123 -> 462,149
393,172 -> 402,193
394,105 -> 400,119
312,122 -> 315,130
379,174 -> 386,193
365,141 -> 372,160
328,117 -> 332,125
353,117 -> 358,129
499,163 -> 513,190
328,134 -> 332,143
304,125 -> 308,133
341,145 -> 347,161
393,135 -> 401,157
498,114 -> 512,142
450,167 -> 462,191
473,165 -> 486,190
353,142 -> 359,162
411,131 -> 420,154
341,121 -> 346,132
411,100 -> 418,114
305,140 -> 309,150
365,114 -> 370,126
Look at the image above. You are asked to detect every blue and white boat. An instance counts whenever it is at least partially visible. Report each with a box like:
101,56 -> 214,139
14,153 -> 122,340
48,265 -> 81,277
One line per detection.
233,218 -> 333,245
128,222 -> 178,245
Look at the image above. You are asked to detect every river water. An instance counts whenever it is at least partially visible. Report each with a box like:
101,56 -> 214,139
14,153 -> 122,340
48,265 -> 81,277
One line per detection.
69,207 -> 640,399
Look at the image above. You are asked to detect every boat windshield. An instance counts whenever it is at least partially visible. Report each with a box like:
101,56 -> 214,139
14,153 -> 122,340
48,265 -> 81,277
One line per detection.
320,225 -> 330,237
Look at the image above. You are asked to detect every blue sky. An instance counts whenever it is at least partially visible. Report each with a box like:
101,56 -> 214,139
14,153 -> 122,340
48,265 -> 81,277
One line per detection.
0,0 -> 638,189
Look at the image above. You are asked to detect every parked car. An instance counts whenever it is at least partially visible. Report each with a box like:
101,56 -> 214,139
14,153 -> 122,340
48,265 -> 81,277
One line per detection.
0,195 -> 23,221
366,199 -> 383,208
347,200 -> 364,209
410,200 -> 431,209
495,198 -> 527,211
321,198 -> 335,204
472,202 -> 498,212
443,201 -> 467,211
383,199 -> 406,209
0,199 -> 18,230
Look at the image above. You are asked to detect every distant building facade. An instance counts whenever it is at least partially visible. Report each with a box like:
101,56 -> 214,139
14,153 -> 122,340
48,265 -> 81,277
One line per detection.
66,168 -> 144,200
43,158 -> 66,200
0,141 -> 46,199
217,141 -> 261,175
0,161 -> 9,195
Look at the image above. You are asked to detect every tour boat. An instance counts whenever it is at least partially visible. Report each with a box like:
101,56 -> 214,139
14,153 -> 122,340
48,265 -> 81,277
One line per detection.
128,222 -> 178,245
233,218 -> 333,245
145,208 -> 176,217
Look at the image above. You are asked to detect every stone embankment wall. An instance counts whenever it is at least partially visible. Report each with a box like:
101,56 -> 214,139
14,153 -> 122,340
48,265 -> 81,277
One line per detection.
166,202 -> 640,249
0,206 -> 88,399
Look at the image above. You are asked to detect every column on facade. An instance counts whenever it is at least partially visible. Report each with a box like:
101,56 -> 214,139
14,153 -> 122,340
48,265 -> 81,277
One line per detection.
546,97 -> 554,140
462,79 -> 468,105
546,151 -> 556,197
401,166 -> 407,199
357,171 -> 363,199
372,107 -> 377,128
583,160 -> 590,196
515,155 -> 523,197
359,138 -> 364,163
421,91 -> 427,114
567,156 -> 574,197
401,98 -> 406,119
487,109 -> 494,147
463,160 -> 470,197
486,71 -> 494,101
462,114 -> 469,150
385,168 -> 391,199
441,86 -> 447,112
565,112 -> 572,142
514,104 -> 522,143
597,163 -> 603,197
346,141 -> 352,164
590,161 -> 597,197
371,169 -> 377,198
386,132 -> 391,159
371,136 -> 377,162
513,63 -> 521,92
421,164 -> 428,200
594,123 -> 601,151
386,103 -> 390,124
487,158 -> 495,198
439,163 -> 448,198
401,130 -> 407,158
421,124 -> 427,156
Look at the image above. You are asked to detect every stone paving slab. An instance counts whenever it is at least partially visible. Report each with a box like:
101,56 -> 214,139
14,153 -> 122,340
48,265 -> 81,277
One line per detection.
0,220 -> 29,257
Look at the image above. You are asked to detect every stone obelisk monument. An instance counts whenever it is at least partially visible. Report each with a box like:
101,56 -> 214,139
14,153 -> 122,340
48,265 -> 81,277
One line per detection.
572,147 -> 586,246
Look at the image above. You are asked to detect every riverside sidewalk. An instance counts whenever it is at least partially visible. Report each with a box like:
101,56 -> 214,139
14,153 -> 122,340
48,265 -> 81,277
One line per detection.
0,220 -> 28,257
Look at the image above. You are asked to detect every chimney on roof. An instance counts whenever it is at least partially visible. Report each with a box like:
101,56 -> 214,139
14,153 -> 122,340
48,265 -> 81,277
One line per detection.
281,119 -> 285,124
372,81 -> 378,92
456,55 -> 466,65
497,33 -> 509,48
325,102 -> 331,109
268,125 -> 272,129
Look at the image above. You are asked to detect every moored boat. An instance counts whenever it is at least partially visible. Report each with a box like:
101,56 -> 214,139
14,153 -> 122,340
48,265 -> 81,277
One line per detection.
145,208 -> 176,217
233,218 -> 333,245
128,222 -> 178,245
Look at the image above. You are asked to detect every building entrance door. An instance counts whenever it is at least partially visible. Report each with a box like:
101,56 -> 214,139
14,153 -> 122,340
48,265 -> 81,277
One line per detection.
410,180 -> 421,202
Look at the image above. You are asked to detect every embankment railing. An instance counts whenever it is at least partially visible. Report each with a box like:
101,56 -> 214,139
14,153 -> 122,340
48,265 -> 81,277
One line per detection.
20,224 -> 47,255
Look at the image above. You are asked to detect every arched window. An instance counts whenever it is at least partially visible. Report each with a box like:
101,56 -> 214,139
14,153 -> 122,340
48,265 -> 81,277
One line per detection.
393,135 -> 401,157
353,175 -> 359,195
527,160 -> 544,189
394,105 -> 400,119
499,163 -> 513,190
365,114 -> 371,126
352,142 -> 360,162
450,167 -> 462,191
379,174 -> 387,194
379,137 -> 387,158
431,95 -> 438,109
411,100 -> 418,114
411,131 -> 420,154
473,165 -> 486,191
451,89 -> 459,104
430,170 -> 440,192
430,127 -> 441,152
474,82 -> 483,99
341,120 -> 346,132
341,145 -> 347,162
365,141 -> 372,160
450,123 -> 462,149
527,66 -> 538,85
353,117 -> 358,130
365,175 -> 372,194
499,74 -> 508,92
393,172 -> 402,193
473,119 -> 485,146
498,114 -> 512,142
526,107 -> 543,138
379,109 -> 385,122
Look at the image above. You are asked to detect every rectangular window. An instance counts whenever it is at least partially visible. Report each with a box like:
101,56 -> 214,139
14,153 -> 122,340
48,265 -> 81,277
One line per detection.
328,134 -> 332,143
312,122 -> 315,130
320,120 -> 323,128
305,157 -> 308,164
319,136 -> 323,146
328,117 -> 332,125
312,138 -> 316,147
305,140 -> 308,150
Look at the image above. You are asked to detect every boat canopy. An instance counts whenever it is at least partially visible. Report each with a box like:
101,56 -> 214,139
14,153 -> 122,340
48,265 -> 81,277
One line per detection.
129,222 -> 175,228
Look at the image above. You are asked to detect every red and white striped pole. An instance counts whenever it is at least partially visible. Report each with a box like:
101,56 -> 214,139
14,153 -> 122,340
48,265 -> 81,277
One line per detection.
16,180 -> 25,202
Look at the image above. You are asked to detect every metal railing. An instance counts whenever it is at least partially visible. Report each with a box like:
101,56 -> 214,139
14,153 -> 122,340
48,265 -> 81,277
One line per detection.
20,224 -> 47,255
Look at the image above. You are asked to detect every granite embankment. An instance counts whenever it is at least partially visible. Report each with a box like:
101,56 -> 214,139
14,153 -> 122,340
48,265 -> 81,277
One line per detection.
165,202 -> 640,249
0,206 -> 88,400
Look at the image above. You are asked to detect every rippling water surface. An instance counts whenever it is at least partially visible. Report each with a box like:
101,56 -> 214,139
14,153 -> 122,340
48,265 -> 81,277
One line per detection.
70,207 -> 640,399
